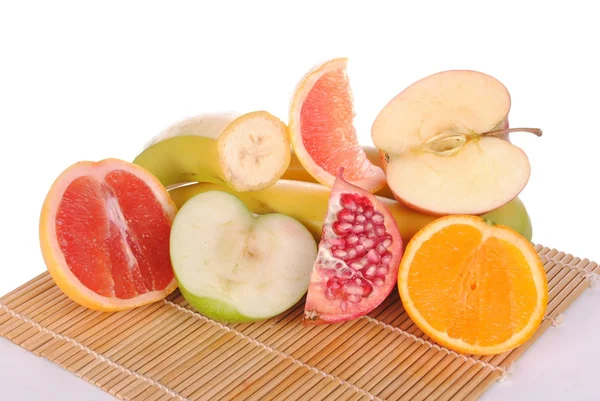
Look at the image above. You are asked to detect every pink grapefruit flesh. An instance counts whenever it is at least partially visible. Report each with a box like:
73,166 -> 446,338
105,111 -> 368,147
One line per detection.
289,58 -> 386,193
39,158 -> 178,312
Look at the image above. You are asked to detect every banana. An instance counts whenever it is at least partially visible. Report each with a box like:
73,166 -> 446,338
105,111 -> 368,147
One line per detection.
168,181 -> 528,245
169,180 -> 432,243
142,111 -> 241,150
169,181 -> 331,241
285,151 -> 534,240
133,111 -> 291,192
136,112 -> 395,197
169,180 -> 533,242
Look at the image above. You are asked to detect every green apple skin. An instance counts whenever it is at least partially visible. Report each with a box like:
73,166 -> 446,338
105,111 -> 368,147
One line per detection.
177,283 -> 257,324
177,282 -> 305,324
482,197 -> 533,241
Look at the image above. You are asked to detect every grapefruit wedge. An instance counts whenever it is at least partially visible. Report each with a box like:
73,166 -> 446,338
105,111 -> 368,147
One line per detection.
39,158 -> 178,312
289,58 -> 386,193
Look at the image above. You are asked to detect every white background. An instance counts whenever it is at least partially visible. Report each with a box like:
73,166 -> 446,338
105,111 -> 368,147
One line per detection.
1,1 -> 599,400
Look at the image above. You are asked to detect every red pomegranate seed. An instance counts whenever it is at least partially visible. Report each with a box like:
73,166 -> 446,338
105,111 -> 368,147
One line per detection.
333,221 -> 353,235
367,249 -> 381,263
337,208 -> 355,222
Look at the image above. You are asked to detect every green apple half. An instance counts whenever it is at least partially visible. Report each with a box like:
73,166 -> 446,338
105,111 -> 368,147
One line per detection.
170,190 -> 317,323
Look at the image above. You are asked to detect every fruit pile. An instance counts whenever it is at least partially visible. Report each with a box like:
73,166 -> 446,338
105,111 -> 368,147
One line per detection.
39,58 -> 548,356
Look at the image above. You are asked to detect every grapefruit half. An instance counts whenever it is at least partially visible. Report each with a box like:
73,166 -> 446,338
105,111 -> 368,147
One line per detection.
289,57 -> 386,193
39,158 -> 178,312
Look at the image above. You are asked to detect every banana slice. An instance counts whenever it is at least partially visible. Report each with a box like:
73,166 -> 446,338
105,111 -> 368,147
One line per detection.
170,190 -> 317,322
218,111 -> 291,192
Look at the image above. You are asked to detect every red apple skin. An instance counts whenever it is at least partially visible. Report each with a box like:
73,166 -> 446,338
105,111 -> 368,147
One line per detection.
389,183 -> 524,218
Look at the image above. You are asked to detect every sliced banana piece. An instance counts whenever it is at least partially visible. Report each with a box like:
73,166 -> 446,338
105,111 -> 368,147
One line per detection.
170,190 -> 317,322
218,111 -> 291,192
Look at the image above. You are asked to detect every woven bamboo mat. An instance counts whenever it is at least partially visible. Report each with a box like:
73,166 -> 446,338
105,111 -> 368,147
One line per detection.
0,244 -> 597,401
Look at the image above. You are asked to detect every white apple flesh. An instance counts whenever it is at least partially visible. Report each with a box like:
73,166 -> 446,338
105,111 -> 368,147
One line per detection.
372,70 -> 540,216
170,191 -> 317,323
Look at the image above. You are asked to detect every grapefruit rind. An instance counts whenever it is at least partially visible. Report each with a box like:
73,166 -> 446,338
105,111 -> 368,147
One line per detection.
398,215 -> 548,355
39,158 -> 178,312
288,57 -> 386,193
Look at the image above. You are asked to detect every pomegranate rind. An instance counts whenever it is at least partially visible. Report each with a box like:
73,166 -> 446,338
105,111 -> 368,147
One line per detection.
288,57 -> 386,193
39,158 -> 178,312
303,170 -> 404,325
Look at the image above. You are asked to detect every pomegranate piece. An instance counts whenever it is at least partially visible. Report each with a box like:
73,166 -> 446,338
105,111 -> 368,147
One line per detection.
303,169 -> 404,325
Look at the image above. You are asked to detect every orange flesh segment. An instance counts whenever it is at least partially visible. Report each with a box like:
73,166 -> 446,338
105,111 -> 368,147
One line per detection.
407,224 -> 538,347
299,68 -> 374,181
55,170 -> 173,299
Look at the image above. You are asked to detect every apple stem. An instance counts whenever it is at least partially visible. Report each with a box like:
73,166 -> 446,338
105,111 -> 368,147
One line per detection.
482,128 -> 543,138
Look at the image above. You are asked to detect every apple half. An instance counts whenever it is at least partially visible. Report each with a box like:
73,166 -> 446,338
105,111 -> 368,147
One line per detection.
371,70 -> 541,216
170,190 -> 317,323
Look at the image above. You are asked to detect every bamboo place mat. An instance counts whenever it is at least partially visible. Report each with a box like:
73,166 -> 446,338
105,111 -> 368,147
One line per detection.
0,245 -> 598,401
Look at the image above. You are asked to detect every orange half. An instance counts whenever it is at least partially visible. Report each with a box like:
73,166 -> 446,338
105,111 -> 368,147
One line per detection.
289,57 -> 386,192
398,215 -> 548,355
39,158 -> 178,312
